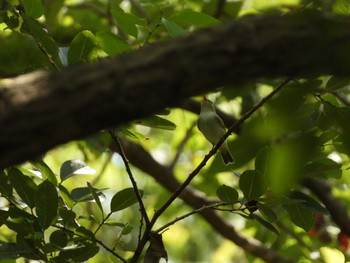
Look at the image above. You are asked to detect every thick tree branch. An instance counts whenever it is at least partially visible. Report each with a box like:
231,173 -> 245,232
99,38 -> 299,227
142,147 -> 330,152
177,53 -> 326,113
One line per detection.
115,139 -> 293,263
2,11 -> 350,167
303,177 -> 350,237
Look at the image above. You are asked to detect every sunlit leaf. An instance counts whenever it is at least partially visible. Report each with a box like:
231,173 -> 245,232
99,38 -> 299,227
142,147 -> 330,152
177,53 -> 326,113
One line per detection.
60,160 -> 96,182
35,180 -> 59,230
320,247 -> 345,263
216,185 -> 239,204
68,30 -> 98,64
96,31 -> 131,56
110,188 -> 143,213
31,159 -> 58,186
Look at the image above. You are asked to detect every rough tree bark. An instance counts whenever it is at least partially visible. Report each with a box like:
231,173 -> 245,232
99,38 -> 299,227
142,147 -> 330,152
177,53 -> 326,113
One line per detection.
2,11 -> 350,167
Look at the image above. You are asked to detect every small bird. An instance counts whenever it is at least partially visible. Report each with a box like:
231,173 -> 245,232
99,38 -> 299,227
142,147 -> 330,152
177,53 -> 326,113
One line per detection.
197,97 -> 234,165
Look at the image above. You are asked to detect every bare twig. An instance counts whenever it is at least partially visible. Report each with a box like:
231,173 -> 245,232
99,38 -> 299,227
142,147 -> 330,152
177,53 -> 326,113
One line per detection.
155,202 -> 225,233
109,130 -> 150,226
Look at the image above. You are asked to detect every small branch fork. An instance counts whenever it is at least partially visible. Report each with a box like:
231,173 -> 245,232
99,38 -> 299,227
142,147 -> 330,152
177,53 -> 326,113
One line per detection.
127,78 -> 291,262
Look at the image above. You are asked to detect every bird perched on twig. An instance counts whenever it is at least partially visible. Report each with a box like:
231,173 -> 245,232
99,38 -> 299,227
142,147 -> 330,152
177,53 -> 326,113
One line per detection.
197,97 -> 234,165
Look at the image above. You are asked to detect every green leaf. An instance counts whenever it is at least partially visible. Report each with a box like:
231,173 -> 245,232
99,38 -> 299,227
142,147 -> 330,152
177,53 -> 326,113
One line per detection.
255,146 -> 271,174
70,187 -> 106,203
257,202 -> 277,222
57,244 -> 99,261
23,0 -> 44,18
110,3 -> 146,37
31,159 -> 58,186
0,210 -> 9,227
103,221 -> 126,227
58,184 -> 74,208
1,10 -> 21,30
110,188 -> 143,213
304,158 -> 342,176
251,214 -> 279,235
87,182 -> 103,215
8,168 -> 38,208
161,18 -> 185,38
239,170 -> 267,200
326,77 -> 350,91
96,31 -> 131,56
6,207 -> 40,237
58,207 -> 77,228
21,14 -> 62,68
284,203 -> 314,232
0,242 -> 35,259
168,10 -> 220,28
288,191 -> 329,215
50,230 -> 68,248
0,170 -> 12,197
135,115 -> 177,130
320,247 -> 345,263
74,226 -> 95,239
68,30 -> 98,64
35,180 -> 59,230
121,224 -> 133,235
60,160 -> 96,182
216,185 -> 239,204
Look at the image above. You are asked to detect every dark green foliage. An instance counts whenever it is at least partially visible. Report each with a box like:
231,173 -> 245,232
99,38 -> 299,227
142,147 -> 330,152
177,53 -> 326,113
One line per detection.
2,0 -> 350,262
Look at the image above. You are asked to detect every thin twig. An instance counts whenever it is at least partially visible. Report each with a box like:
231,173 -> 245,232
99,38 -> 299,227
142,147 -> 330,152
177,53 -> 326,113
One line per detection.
109,130 -> 150,226
155,202 -> 225,233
